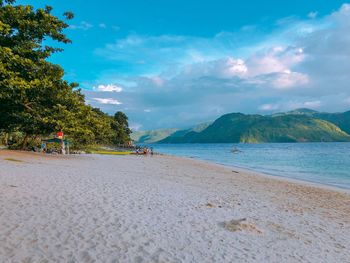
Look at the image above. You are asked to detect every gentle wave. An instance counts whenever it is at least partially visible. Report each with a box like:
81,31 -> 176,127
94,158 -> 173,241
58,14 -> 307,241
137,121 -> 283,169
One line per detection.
149,142 -> 350,189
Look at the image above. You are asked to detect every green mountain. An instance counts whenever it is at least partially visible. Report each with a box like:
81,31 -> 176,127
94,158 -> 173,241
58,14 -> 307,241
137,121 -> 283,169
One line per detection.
272,108 -> 319,117
275,108 -> 350,135
131,122 -> 212,143
131,128 -> 179,143
313,111 -> 350,135
165,122 -> 212,138
159,111 -> 350,143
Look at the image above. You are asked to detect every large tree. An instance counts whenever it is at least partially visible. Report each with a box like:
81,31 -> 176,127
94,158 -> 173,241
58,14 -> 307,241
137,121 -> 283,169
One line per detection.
0,1 -> 131,148
0,1 -> 75,136
112,111 -> 131,144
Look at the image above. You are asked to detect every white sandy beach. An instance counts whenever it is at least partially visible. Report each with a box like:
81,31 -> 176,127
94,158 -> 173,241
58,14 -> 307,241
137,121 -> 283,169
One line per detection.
0,150 -> 349,263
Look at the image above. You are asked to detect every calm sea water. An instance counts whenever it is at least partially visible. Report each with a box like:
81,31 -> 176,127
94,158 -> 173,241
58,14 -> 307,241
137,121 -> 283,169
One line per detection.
148,143 -> 350,189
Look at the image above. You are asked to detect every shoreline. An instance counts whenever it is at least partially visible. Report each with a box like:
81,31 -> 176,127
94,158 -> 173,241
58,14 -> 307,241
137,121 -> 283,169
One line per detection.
154,146 -> 350,194
161,153 -> 350,194
2,148 -> 350,193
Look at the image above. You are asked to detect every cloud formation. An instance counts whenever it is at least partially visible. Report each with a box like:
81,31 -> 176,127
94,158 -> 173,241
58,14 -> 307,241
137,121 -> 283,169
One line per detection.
87,3 -> 350,130
94,84 -> 123,92
69,21 -> 93,30
93,98 -> 122,105
259,100 -> 322,112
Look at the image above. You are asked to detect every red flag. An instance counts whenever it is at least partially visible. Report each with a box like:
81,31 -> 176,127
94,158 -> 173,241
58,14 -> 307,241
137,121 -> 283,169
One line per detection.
57,131 -> 63,139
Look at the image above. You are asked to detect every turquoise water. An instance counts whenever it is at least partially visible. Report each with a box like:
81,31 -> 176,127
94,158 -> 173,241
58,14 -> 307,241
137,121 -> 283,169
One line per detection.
149,143 -> 350,189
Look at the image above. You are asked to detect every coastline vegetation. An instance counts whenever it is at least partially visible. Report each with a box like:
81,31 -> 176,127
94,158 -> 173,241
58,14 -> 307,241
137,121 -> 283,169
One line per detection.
0,0 -> 131,150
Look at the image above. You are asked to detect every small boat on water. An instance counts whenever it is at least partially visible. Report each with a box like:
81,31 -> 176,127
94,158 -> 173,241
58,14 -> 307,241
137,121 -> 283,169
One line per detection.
231,147 -> 242,154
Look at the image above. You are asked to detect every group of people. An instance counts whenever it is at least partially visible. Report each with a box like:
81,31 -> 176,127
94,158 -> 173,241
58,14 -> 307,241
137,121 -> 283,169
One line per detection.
135,147 -> 154,155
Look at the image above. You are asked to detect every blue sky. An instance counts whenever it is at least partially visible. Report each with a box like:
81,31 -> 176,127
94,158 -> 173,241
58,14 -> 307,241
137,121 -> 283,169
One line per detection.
17,0 -> 350,130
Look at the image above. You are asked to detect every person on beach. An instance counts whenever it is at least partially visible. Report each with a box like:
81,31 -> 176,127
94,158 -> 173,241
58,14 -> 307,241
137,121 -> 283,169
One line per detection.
41,142 -> 46,153
143,148 -> 148,154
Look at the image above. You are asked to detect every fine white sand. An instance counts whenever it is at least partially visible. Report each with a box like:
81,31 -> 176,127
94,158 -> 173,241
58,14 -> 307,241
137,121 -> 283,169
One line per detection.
0,150 -> 349,263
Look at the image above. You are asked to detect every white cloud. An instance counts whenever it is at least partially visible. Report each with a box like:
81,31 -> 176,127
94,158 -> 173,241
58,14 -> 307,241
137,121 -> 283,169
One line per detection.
340,3 -> 350,12
99,23 -> 106,28
303,100 -> 322,108
180,57 -> 248,80
259,104 -> 280,111
308,12 -> 318,19
271,71 -> 309,89
223,58 -> 248,77
93,98 -> 122,105
259,100 -> 321,113
150,77 -> 164,87
246,46 -> 305,77
94,33 -> 241,72
94,84 -> 123,92
69,21 -> 93,30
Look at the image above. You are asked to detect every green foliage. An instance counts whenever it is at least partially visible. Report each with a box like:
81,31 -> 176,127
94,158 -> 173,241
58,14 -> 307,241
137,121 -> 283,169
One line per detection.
314,111 -> 350,135
272,108 -> 350,135
160,112 -> 350,143
0,1 -> 131,149
112,111 -> 131,144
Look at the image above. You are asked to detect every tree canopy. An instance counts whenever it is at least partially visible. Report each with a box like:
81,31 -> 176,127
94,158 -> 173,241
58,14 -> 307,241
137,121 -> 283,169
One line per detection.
112,111 -> 132,144
0,1 -> 131,149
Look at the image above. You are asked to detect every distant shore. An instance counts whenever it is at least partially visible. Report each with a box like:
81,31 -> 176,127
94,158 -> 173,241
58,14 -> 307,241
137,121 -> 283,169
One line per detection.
1,150 -> 349,262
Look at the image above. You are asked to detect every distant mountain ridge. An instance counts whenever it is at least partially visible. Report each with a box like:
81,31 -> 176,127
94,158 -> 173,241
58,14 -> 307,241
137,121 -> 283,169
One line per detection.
131,122 -> 212,143
272,108 -> 319,117
132,109 -> 350,143
273,108 -> 350,134
131,128 -> 179,144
